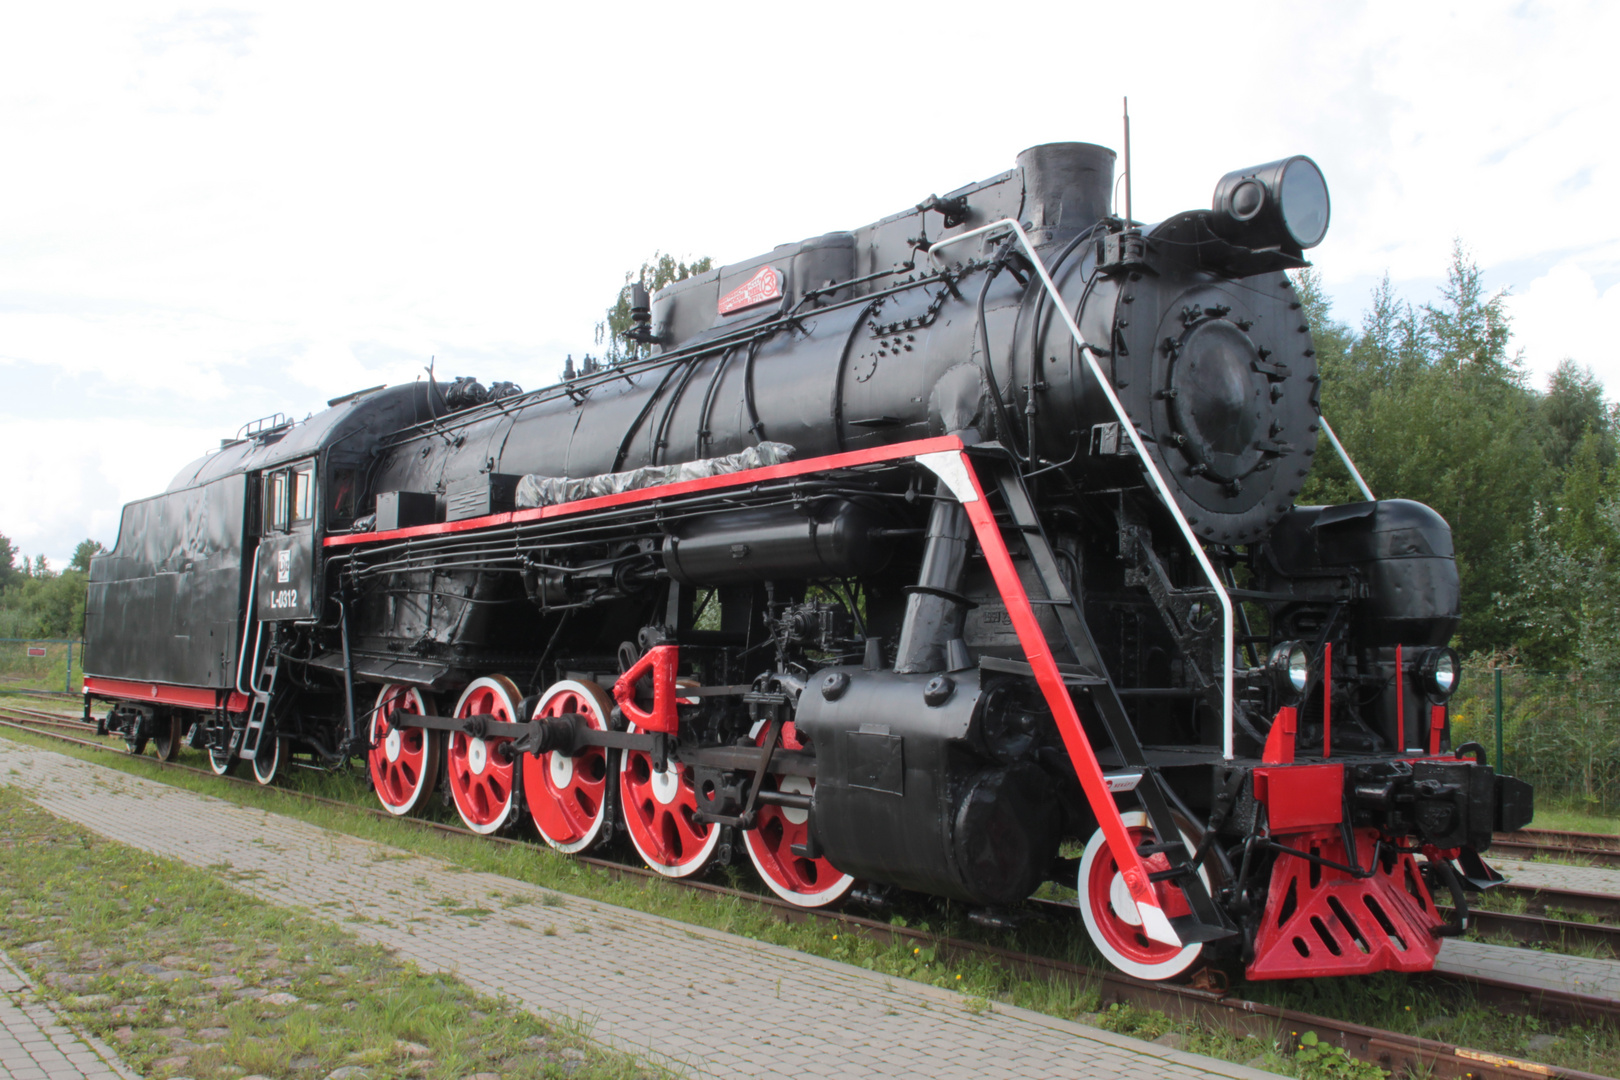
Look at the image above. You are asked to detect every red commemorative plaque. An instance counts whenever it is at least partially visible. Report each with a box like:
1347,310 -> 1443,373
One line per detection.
717,266 -> 783,315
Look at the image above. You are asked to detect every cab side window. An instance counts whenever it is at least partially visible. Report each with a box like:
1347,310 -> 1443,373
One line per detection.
329,468 -> 357,527
262,463 -> 316,533
264,471 -> 289,533
293,467 -> 315,523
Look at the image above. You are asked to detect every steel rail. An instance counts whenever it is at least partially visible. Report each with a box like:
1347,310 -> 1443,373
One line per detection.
927,221 -> 1237,760
1490,829 -> 1620,869
0,706 -> 1610,1080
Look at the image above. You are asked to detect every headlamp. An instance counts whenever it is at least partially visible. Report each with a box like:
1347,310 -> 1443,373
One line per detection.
1210,155 -> 1331,254
1268,641 -> 1310,703
1418,647 -> 1460,702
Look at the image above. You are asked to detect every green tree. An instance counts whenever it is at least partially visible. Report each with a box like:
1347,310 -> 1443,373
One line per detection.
1541,359 -> 1614,471
1299,244 -> 1557,651
0,532 -> 19,592
70,539 -> 104,573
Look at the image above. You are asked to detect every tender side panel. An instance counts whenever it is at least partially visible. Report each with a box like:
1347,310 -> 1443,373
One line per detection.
84,476 -> 250,688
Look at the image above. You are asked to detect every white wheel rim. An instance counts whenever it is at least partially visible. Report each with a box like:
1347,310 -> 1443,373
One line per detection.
448,678 -> 520,835
528,680 -> 612,854
620,721 -> 721,877
369,685 -> 437,817
253,738 -> 279,785
1077,810 -> 1206,981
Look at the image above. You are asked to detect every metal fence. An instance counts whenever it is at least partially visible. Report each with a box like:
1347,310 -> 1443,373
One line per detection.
1450,661 -> 1620,814
0,639 -> 82,695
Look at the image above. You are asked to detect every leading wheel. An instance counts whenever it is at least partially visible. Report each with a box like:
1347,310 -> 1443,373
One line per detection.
523,680 -> 613,853
1078,810 -> 1210,981
446,676 -> 522,835
619,723 -> 719,877
251,733 -> 281,786
368,684 -> 441,816
152,714 -> 182,762
742,721 -> 853,907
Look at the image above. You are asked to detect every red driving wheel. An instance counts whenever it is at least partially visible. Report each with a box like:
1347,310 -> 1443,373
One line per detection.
619,722 -> 718,877
523,679 -> 613,853
742,720 -> 853,907
446,676 -> 522,835
367,684 -> 440,816
1078,810 -> 1207,980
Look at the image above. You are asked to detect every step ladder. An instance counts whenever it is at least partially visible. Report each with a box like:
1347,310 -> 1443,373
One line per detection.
238,639 -> 279,762
980,455 -> 1234,945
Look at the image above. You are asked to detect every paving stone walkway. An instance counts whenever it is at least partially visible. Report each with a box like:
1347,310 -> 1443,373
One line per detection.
0,742 -> 1283,1080
0,948 -> 136,1080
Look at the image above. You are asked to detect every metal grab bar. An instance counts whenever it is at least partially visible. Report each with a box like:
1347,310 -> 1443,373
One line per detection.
927,220 -> 1238,760
235,545 -> 263,698
1321,418 -> 1375,501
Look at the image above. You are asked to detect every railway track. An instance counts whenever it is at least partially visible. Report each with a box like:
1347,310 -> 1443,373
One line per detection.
1491,829 -> 1620,869
0,703 -> 1613,1080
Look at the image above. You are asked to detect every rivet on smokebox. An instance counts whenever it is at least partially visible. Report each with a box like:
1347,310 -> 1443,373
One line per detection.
821,671 -> 851,701
923,675 -> 954,707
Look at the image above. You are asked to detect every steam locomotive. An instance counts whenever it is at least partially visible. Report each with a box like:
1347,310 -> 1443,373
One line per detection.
83,141 -> 1532,983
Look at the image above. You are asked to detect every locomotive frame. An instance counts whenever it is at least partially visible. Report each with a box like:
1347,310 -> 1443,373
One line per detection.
82,141 -> 1532,985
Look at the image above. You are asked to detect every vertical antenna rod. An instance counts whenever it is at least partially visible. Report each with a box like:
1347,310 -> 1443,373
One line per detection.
1122,96 -> 1132,227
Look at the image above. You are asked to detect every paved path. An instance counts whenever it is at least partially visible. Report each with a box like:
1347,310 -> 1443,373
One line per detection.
0,742 -> 1282,1080
0,949 -> 136,1080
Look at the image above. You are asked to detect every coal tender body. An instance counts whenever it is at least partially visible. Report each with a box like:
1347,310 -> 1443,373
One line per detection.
82,142 -> 1532,983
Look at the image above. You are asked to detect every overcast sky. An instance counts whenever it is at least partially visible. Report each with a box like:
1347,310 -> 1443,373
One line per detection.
3,1 -> 1615,568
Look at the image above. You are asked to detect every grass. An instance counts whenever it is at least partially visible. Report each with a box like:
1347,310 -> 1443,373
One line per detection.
0,784 -> 672,1080
1529,803 -> 1620,836
4,721 -> 1620,1078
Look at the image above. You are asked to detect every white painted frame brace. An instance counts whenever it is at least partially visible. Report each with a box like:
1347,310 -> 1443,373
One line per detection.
1321,418 -> 1375,502
928,220 -> 1238,760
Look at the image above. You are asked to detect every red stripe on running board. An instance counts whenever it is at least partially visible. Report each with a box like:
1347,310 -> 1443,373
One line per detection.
323,435 -> 969,549
82,675 -> 246,713
946,451 -> 1171,937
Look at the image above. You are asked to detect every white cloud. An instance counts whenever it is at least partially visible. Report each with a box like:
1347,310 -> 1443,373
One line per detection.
1508,261 -> 1620,390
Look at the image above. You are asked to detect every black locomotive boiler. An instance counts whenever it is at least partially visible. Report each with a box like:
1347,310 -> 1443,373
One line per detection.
83,142 -> 1532,982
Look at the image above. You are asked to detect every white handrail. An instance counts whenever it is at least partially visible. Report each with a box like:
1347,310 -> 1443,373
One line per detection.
235,545 -> 263,698
927,220 -> 1237,760
1321,418 -> 1375,502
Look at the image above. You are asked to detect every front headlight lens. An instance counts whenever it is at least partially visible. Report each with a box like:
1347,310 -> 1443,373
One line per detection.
1286,645 -> 1309,692
1279,157 -> 1331,248
1269,641 -> 1311,701
1420,647 -> 1461,701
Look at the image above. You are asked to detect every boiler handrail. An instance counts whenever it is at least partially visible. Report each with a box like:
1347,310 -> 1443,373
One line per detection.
927,221 -> 1238,760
